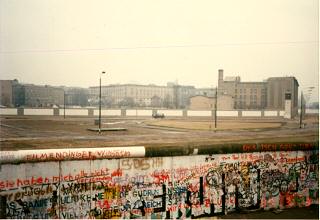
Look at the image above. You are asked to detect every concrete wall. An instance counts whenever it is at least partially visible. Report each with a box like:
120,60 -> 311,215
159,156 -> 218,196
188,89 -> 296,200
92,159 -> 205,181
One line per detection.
157,110 -> 183,117
0,148 -> 318,219
0,107 -> 303,118
24,108 -> 54,116
126,110 -> 153,117
187,110 -> 211,117
0,108 -> 17,115
61,109 -> 88,116
93,109 -> 121,116
264,111 -> 278,117
242,111 -> 262,117
217,110 -> 239,117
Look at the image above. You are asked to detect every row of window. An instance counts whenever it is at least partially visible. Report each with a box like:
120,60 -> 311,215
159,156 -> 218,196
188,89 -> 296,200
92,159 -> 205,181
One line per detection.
235,95 -> 259,99
235,88 -> 266,93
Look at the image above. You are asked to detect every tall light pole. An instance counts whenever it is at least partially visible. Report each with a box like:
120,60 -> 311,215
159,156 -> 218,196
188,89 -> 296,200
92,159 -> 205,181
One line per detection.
299,86 -> 315,129
63,90 -> 66,119
214,87 -> 218,130
99,71 -> 106,133
299,91 -> 304,129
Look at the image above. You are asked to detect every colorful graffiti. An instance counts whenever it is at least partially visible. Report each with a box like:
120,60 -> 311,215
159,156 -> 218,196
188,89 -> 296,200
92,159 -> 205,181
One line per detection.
0,150 -> 318,219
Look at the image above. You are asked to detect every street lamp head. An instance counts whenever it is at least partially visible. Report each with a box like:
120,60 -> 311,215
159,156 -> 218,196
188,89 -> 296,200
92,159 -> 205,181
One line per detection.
102,71 -> 106,74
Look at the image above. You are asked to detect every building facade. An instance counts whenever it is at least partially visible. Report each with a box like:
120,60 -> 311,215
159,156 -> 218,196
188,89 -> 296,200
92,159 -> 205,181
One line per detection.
171,84 -> 196,109
189,95 -> 234,110
13,84 -> 64,107
0,80 -> 18,107
217,69 -> 299,116
63,87 -> 89,107
89,84 -> 175,108
266,77 -> 299,112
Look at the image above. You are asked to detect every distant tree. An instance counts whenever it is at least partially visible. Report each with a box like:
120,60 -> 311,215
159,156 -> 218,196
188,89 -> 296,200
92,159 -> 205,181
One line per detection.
151,95 -> 161,107
119,97 -> 135,107
163,95 -> 173,109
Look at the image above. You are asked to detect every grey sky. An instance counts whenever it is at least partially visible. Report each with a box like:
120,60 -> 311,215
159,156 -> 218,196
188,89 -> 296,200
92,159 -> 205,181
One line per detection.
0,0 -> 318,101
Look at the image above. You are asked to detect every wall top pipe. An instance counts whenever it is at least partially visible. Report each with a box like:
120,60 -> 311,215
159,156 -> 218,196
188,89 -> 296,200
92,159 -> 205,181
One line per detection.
0,146 -> 145,164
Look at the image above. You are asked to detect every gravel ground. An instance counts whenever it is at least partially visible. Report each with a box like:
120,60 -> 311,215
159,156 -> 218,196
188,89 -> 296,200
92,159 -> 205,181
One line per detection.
0,115 -> 318,150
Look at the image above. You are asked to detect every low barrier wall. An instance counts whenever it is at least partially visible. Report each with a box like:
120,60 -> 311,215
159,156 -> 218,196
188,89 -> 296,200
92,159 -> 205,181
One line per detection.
93,109 -> 122,116
61,109 -> 88,116
0,108 -> 289,118
24,109 -> 53,116
0,143 -> 318,219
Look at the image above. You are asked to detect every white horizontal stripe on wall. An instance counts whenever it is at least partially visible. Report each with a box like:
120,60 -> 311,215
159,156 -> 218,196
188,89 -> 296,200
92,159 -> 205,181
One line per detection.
242,111 -> 262,117
187,110 -> 211,116
62,109 -> 88,116
157,110 -> 183,116
279,111 -> 285,116
126,110 -> 153,116
217,111 -> 239,117
264,111 -> 278,117
126,110 -> 140,116
93,109 -> 121,116
306,109 -> 319,114
0,108 -> 17,115
136,110 -> 153,116
24,109 -> 53,115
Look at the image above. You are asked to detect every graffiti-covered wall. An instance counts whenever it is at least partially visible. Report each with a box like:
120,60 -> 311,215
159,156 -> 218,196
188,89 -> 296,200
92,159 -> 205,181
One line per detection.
0,150 -> 318,219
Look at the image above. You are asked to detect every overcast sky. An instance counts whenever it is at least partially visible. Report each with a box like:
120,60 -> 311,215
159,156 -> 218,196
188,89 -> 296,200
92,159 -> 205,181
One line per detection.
0,0 -> 318,101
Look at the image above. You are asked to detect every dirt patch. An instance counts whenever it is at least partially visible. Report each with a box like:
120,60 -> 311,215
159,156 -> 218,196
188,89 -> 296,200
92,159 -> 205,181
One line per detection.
145,120 -> 283,130
0,115 -> 318,150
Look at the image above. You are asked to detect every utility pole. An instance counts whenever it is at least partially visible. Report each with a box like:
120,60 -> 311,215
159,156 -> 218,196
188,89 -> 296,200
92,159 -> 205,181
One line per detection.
63,90 -> 66,119
299,91 -> 303,129
214,87 -> 218,130
99,71 -> 106,133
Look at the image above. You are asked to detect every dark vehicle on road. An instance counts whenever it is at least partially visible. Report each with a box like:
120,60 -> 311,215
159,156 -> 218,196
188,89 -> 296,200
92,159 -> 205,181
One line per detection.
152,113 -> 165,119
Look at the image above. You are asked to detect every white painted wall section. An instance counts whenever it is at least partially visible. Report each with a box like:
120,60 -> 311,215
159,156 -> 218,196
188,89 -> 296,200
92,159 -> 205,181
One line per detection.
0,108 -> 17,115
306,109 -> 319,114
24,108 -> 53,115
217,111 -> 239,117
126,109 -> 140,116
0,146 -> 146,164
242,111 -> 262,117
187,110 -> 211,116
157,110 -> 183,116
264,111 -> 278,117
63,109 -> 88,116
137,110 -> 153,116
94,109 -> 121,116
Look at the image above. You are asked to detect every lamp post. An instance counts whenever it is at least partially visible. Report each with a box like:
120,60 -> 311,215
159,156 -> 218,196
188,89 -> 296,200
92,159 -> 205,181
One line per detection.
214,87 -> 218,130
299,91 -> 304,129
299,86 -> 315,129
63,90 -> 66,119
99,71 -> 106,133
